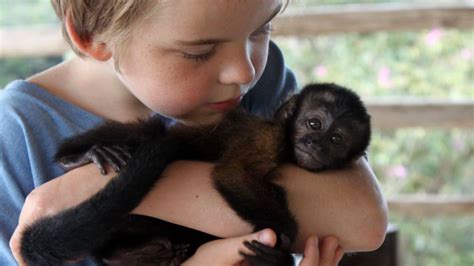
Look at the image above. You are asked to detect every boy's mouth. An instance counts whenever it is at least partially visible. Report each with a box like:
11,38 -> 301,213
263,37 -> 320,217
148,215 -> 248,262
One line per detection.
207,95 -> 244,112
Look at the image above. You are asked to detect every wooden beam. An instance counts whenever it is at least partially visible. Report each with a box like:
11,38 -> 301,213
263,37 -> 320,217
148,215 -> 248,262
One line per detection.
0,25 -> 68,58
273,2 -> 474,36
387,195 -> 474,217
366,99 -> 474,129
1,3 -> 473,58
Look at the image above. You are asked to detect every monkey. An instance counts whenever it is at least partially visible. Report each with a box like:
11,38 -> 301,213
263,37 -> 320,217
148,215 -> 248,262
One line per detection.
20,83 -> 371,266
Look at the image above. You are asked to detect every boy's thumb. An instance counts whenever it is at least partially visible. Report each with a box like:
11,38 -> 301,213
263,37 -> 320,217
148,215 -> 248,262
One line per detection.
183,229 -> 277,265
227,228 -> 278,263
253,228 -> 277,246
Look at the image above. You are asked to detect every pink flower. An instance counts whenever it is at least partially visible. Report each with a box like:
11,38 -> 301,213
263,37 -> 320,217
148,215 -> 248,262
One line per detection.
461,49 -> 472,61
313,65 -> 328,77
425,27 -> 444,46
377,66 -> 393,88
452,137 -> 465,151
387,165 -> 408,180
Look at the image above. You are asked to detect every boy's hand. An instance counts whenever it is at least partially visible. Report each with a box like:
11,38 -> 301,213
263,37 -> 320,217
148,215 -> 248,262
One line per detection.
183,229 -> 344,266
300,236 -> 344,266
183,228 -> 278,266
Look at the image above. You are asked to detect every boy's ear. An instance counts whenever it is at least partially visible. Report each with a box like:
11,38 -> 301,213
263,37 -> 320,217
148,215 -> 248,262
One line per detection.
65,14 -> 112,61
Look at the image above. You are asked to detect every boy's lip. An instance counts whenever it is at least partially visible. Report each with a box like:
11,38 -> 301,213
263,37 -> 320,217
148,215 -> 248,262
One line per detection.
207,95 -> 244,112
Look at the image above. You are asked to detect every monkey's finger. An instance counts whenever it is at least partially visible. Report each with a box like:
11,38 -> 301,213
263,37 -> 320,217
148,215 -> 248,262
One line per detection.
95,146 -> 122,173
58,155 -> 92,171
242,241 -> 280,264
279,233 -> 291,250
246,240 -> 291,265
113,145 -> 133,160
102,146 -> 128,172
88,148 -> 108,175
111,145 -> 132,167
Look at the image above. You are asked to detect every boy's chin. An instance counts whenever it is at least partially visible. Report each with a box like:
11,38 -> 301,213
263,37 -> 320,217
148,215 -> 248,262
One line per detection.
179,112 -> 226,126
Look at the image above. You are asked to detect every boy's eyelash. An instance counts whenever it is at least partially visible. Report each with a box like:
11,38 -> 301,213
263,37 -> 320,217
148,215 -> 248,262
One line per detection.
182,50 -> 215,62
181,23 -> 273,62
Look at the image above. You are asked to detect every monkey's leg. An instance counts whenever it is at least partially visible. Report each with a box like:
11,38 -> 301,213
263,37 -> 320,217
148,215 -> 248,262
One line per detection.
21,136 -> 180,265
212,163 -> 297,265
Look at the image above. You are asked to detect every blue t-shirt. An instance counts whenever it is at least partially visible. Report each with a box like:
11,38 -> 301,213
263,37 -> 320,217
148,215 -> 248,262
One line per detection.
0,41 -> 297,265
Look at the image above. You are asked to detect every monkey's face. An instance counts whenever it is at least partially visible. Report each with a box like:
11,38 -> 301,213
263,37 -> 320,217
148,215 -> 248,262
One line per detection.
290,85 -> 370,171
292,106 -> 349,171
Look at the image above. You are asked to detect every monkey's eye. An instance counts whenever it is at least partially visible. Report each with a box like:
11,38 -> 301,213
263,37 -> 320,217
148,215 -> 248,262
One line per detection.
307,118 -> 322,130
331,134 -> 344,145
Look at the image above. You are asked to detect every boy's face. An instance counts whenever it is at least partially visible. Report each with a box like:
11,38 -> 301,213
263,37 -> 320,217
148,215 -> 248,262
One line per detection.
115,0 -> 283,125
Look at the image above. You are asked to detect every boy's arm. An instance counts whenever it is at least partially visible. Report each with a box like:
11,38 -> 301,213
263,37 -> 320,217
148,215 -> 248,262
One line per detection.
11,158 -> 387,262
133,158 -> 388,252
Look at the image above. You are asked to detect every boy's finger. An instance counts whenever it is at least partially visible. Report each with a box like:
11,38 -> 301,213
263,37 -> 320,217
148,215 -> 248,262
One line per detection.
319,236 -> 339,266
333,247 -> 344,266
299,236 -> 320,266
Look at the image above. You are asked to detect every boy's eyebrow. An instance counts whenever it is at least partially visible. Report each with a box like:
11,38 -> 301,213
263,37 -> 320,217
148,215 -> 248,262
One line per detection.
175,3 -> 283,46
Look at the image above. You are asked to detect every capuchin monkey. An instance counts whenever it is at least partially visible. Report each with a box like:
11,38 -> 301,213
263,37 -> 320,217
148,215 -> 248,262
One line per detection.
20,83 -> 371,266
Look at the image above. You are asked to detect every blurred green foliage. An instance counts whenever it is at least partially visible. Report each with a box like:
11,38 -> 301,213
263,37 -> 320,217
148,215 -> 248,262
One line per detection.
0,0 -> 57,26
0,57 -> 62,87
275,29 -> 474,98
276,2 -> 474,265
391,215 -> 474,266
0,0 -> 473,265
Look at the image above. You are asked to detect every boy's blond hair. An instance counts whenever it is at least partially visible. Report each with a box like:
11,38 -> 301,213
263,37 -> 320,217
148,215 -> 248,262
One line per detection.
51,0 -> 155,68
51,0 -> 290,69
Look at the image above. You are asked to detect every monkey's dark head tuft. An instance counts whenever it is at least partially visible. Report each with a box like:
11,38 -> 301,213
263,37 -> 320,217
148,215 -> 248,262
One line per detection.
290,83 -> 371,171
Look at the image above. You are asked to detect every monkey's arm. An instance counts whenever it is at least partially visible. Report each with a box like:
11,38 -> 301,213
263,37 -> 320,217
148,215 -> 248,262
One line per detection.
55,116 -> 165,173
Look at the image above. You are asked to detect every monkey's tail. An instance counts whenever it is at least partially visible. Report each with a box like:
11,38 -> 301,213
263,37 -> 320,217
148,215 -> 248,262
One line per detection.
20,136 -> 180,266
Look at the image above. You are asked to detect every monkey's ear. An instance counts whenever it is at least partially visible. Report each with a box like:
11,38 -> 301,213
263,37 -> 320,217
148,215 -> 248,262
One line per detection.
275,94 -> 299,123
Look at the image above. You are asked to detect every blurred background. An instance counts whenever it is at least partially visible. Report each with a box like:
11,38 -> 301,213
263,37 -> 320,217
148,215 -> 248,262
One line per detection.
1,0 -> 473,265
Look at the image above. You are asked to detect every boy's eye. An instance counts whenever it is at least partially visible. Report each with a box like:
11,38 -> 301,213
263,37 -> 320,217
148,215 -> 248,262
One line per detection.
182,49 -> 215,62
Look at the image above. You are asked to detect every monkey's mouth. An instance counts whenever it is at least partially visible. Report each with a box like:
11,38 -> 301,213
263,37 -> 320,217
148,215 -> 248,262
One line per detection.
294,146 -> 327,171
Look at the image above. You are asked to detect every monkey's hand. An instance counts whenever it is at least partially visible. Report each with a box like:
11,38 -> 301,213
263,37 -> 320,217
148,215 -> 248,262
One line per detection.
240,236 -> 294,266
57,144 -> 134,175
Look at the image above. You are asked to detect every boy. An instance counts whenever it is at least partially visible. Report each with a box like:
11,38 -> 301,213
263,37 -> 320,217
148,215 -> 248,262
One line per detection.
1,0 -> 387,265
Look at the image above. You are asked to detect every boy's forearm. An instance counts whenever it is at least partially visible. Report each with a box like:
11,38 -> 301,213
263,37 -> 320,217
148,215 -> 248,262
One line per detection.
276,159 -> 388,252
24,159 -> 387,254
133,159 -> 388,253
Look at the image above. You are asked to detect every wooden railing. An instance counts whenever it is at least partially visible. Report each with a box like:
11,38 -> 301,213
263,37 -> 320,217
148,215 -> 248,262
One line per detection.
1,2 -> 473,58
1,2 -> 473,217
367,99 -> 474,129
273,2 -> 474,36
387,195 -> 474,217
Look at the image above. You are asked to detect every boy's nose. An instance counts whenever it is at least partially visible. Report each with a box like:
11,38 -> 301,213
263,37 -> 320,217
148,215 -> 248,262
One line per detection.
219,45 -> 256,86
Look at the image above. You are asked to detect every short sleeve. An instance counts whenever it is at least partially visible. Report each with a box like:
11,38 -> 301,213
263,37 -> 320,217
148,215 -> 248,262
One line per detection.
0,80 -> 103,266
0,95 -> 34,265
